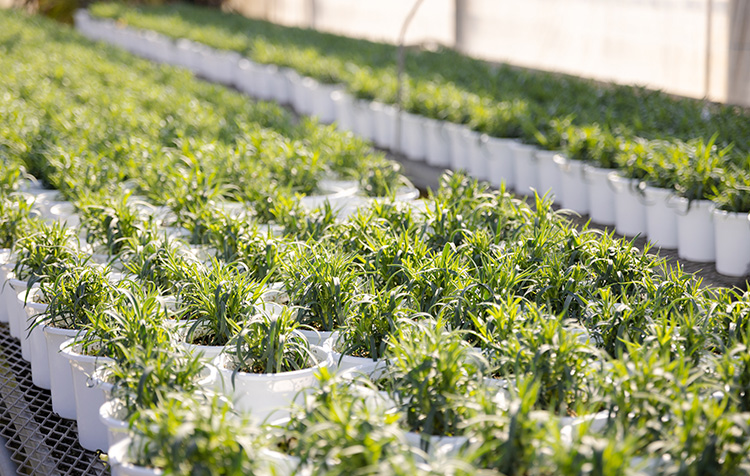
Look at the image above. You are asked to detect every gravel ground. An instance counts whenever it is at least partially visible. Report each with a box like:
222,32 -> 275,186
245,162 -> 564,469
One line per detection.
392,152 -> 749,292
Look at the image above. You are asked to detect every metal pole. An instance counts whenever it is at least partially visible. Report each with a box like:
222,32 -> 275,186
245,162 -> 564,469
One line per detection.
454,0 -> 466,52
704,0 -> 713,99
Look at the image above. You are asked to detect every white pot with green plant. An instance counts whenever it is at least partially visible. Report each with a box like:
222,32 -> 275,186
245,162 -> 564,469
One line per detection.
444,122 -> 469,171
61,338 -> 114,451
20,287 -> 50,388
423,117 -> 451,167
98,348 -> 218,450
553,154 -> 588,214
352,98 -> 375,141
370,101 -> 397,150
510,142 -> 539,197
331,90 -> 355,133
310,82 -> 340,125
383,323 -> 495,456
535,150 -> 561,202
398,111 -> 427,161
608,173 -> 647,238
11,222 -> 79,360
583,164 -> 617,225
39,264 -> 122,419
484,135 -> 517,189
642,185 -> 678,248
108,394 -> 296,476
62,290 -> 175,452
711,180 -> 750,276
323,286 -> 407,375
282,244 -> 357,345
673,199 -> 716,263
466,130 -> 488,181
174,260 -> 268,361
235,58 -> 262,98
269,66 -> 291,105
214,308 -> 332,420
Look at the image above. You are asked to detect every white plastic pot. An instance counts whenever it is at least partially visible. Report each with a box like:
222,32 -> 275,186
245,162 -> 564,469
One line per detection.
45,325 -> 81,419
673,198 -> 716,262
712,209 -> 750,277
554,155 -> 588,214
535,150 -> 561,201
559,411 -> 610,445
352,99 -> 375,141
323,334 -> 383,375
109,438 -> 296,476
642,186 -> 678,249
464,130 -> 487,181
61,340 -> 115,452
252,63 -> 279,101
200,49 -> 240,86
608,174 -> 647,238
370,101 -> 397,150
423,118 -> 451,168
285,70 -> 307,114
48,202 -> 80,229
109,438 -> 164,476
142,31 -> 174,65
331,90 -> 354,133
484,136 -> 516,189
297,329 -> 333,348
399,112 -> 427,161
0,249 -> 14,323
445,122 -> 469,171
214,346 -> 332,420
310,83 -> 339,124
583,165 -> 616,225
269,67 -> 291,105
99,399 -> 130,452
174,38 -> 202,72
235,58 -> 261,97
22,289 -> 50,389
404,432 -> 468,457
7,278 -> 30,353
509,142 -> 539,197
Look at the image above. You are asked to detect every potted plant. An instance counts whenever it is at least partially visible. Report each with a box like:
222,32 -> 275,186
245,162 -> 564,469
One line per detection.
175,259 -> 268,359
382,322 -> 497,452
99,345 -> 215,449
0,194 -> 35,324
711,166 -> 750,277
61,289 -> 173,451
606,138 -> 648,238
282,243 -> 359,344
670,135 -> 728,262
623,138 -> 682,248
9,221 -> 79,357
325,284 -> 413,373
109,394 -> 292,476
34,263 -> 121,418
78,191 -> 154,258
280,369 -> 423,474
215,307 -> 331,419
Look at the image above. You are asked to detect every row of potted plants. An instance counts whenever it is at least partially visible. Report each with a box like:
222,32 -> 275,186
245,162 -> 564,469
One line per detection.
4,167 -> 750,473
3,10 -> 750,473
74,8 -> 750,278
